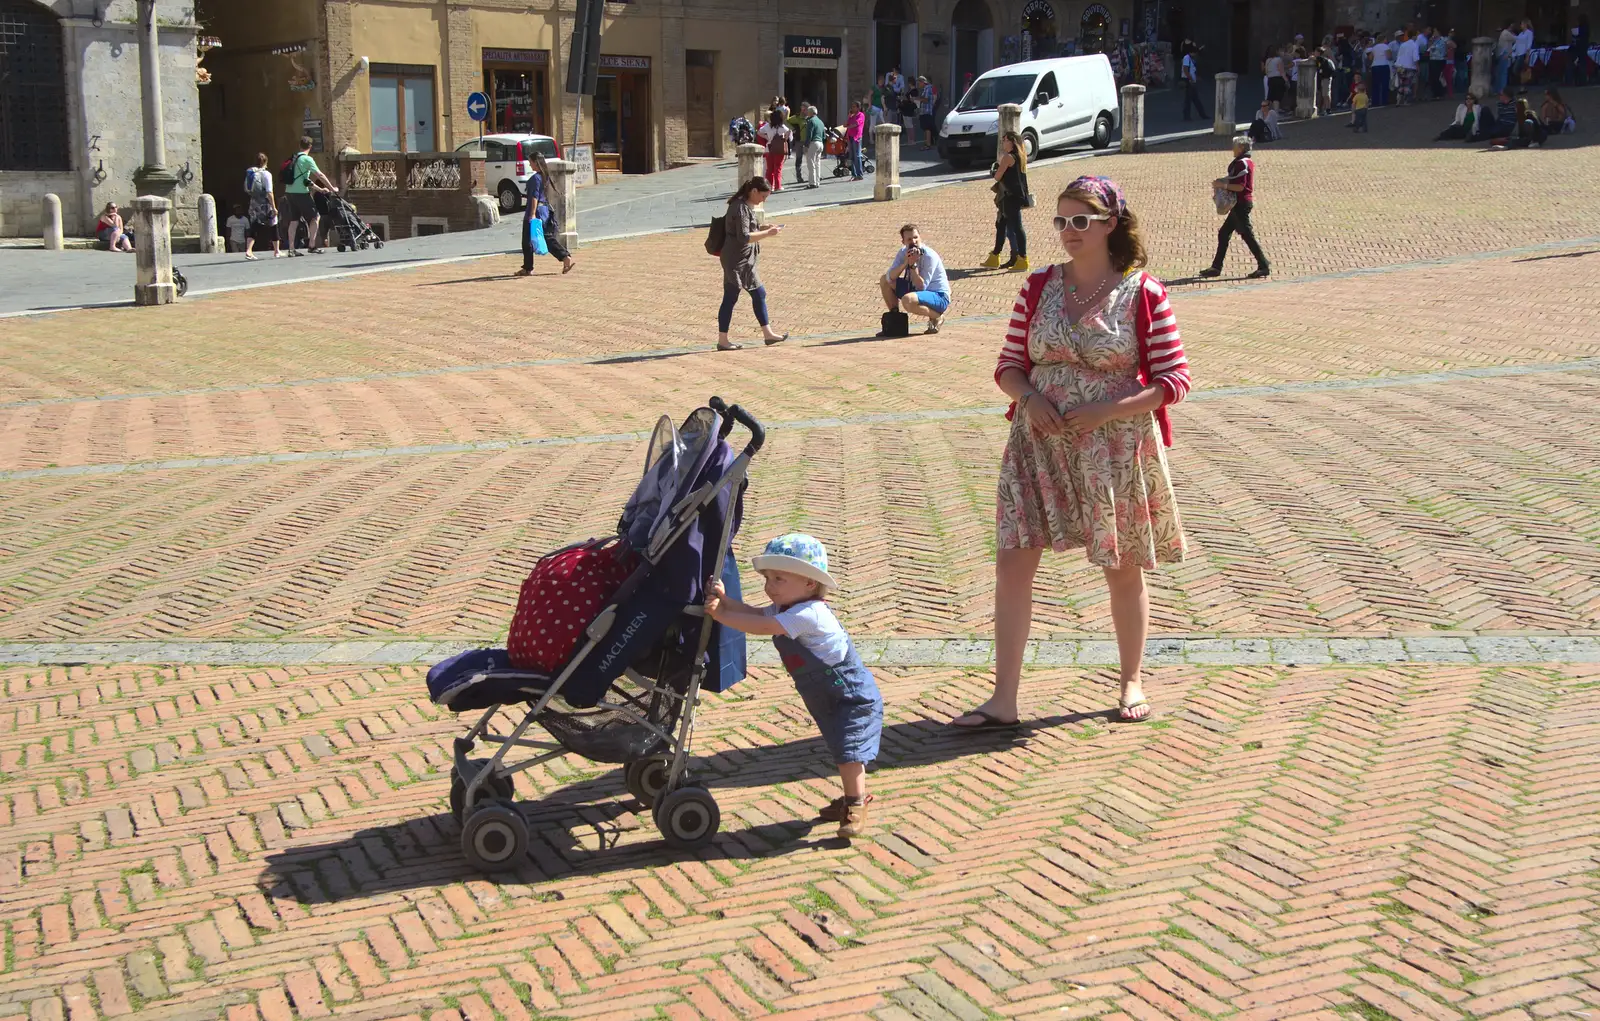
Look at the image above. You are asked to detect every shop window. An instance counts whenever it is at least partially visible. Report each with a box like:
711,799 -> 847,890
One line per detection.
370,65 -> 437,151
485,66 -> 548,135
0,0 -> 70,171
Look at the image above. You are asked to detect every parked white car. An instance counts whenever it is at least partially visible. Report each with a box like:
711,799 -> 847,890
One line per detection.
455,133 -> 563,213
939,56 -> 1119,167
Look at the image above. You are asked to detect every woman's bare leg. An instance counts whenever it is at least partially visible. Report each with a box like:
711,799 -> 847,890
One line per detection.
1103,564 -> 1150,719
952,547 -> 1041,726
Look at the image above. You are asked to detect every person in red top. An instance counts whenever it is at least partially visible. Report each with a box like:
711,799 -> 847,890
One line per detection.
952,175 -> 1191,731
1200,135 -> 1270,279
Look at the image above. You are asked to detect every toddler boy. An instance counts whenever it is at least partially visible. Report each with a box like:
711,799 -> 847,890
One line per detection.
706,534 -> 882,839
225,203 -> 250,253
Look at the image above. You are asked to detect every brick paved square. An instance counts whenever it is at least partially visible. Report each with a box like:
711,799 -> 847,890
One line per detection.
2,92 -> 1600,1021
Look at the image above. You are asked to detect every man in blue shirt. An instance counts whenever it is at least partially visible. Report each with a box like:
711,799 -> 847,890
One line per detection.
878,223 -> 952,334
1181,43 -> 1207,121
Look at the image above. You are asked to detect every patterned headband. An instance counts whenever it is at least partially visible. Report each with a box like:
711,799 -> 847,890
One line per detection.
1067,175 -> 1128,217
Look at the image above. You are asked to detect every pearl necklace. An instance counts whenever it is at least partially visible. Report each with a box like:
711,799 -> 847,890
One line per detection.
1065,268 -> 1117,310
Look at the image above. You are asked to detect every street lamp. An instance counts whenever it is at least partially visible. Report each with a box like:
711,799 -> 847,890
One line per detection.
132,0 -> 179,305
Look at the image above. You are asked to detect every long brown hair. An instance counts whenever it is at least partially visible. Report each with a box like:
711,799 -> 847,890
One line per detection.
1060,182 -> 1148,273
729,175 -> 772,205
1001,131 -> 1028,173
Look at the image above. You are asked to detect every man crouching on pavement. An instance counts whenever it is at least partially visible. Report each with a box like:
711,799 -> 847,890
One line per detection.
878,223 -> 952,336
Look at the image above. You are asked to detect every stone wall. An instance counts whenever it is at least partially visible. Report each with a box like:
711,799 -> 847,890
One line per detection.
337,151 -> 486,240
0,0 -> 203,237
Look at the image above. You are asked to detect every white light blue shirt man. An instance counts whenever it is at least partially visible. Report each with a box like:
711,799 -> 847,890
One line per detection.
880,224 -> 952,333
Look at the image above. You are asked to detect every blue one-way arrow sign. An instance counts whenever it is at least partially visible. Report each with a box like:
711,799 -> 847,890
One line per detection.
466,91 -> 489,122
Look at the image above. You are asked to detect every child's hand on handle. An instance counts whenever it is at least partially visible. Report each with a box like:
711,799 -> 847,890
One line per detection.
705,577 -> 726,619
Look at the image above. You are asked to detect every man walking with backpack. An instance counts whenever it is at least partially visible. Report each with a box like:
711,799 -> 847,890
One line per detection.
282,136 -> 335,255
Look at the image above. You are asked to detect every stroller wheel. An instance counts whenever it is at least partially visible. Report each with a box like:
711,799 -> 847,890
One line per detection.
460,802 -> 529,872
450,765 -> 514,824
655,786 -> 720,850
624,756 -> 672,808
337,244 -> 346,253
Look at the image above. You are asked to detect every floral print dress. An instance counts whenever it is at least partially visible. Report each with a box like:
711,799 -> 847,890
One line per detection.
996,269 -> 1187,569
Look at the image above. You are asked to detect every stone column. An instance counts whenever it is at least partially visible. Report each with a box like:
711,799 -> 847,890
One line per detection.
736,142 -> 764,189
132,196 -> 176,306
198,195 -> 220,253
873,123 -> 902,201
997,102 -> 1022,143
42,194 -> 63,251
1214,72 -> 1238,135
544,158 -> 578,252
1119,85 -> 1146,153
1470,37 -> 1494,98
133,0 -> 178,304
1294,59 -> 1317,119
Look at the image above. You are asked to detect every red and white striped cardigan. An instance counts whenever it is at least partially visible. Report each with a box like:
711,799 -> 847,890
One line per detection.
995,266 -> 1191,447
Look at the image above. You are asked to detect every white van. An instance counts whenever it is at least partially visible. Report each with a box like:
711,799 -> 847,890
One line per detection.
938,55 -> 1119,167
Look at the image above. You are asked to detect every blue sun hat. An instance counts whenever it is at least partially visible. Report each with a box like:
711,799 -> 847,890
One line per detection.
751,533 -> 839,593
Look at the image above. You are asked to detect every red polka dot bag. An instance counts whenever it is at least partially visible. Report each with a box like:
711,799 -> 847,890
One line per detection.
507,538 -> 636,672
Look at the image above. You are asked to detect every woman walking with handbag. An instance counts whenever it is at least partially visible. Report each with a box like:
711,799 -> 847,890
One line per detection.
981,132 -> 1030,271
716,176 -> 789,351
517,152 -> 575,276
952,175 -> 1190,731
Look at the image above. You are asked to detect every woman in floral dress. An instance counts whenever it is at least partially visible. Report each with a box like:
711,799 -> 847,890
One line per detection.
952,176 -> 1191,729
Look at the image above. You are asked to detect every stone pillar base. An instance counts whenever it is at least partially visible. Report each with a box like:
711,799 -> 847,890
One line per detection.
873,123 -> 902,201
736,142 -> 765,189
134,283 -> 179,305
132,194 -> 176,307
1214,72 -> 1239,136
1120,85 -> 1147,154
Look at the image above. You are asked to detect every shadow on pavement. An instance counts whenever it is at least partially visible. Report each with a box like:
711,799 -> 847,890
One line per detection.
258,712 -> 1107,893
1513,248 -> 1599,263
416,273 -> 520,287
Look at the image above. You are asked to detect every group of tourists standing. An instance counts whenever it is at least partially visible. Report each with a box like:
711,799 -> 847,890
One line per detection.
871,68 -> 940,148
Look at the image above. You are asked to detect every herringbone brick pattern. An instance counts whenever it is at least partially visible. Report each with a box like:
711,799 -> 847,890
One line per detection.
4,93 -> 1600,1021
1,661 -> 1596,1021
3,97 -> 1600,404
2,372 -> 1598,641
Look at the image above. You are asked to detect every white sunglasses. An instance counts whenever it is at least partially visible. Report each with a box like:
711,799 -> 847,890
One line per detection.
1053,213 -> 1113,232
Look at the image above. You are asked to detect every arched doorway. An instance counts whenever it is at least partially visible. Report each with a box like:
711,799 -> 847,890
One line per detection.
0,0 -> 70,171
1079,3 -> 1113,54
874,0 -> 918,80
1021,0 -> 1057,61
951,0 -> 993,101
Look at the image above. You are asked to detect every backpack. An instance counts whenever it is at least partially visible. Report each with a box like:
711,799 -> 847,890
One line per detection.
766,128 -> 788,156
244,167 -> 259,194
705,214 -> 726,257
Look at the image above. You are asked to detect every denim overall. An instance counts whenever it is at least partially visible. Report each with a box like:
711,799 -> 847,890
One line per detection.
772,607 -> 883,766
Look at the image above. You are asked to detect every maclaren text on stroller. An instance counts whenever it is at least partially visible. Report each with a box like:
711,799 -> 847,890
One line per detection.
426,398 -> 762,871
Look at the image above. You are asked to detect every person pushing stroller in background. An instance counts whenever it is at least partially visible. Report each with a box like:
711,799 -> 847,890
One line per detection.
706,534 -> 882,840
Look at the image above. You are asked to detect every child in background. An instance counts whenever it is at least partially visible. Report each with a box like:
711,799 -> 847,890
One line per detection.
705,534 -> 882,839
225,203 -> 250,253
1349,80 -> 1371,131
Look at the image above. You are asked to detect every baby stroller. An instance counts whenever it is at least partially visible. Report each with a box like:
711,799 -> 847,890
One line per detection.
327,193 -> 384,252
827,126 -> 876,178
426,397 -> 762,871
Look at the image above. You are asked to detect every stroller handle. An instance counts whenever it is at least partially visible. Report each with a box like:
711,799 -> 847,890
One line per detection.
708,396 -> 766,456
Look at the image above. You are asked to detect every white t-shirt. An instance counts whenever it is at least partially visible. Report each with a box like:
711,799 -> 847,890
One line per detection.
765,600 -> 850,667
758,123 -> 792,150
1513,29 -> 1533,57
225,215 -> 249,244
1367,43 -> 1392,67
1395,40 -> 1420,70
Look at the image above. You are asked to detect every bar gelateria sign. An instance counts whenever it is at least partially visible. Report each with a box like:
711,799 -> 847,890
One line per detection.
784,35 -> 842,68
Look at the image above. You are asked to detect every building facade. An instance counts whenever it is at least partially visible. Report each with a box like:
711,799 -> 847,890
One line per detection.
0,0 -> 202,237
197,0 -> 1160,192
